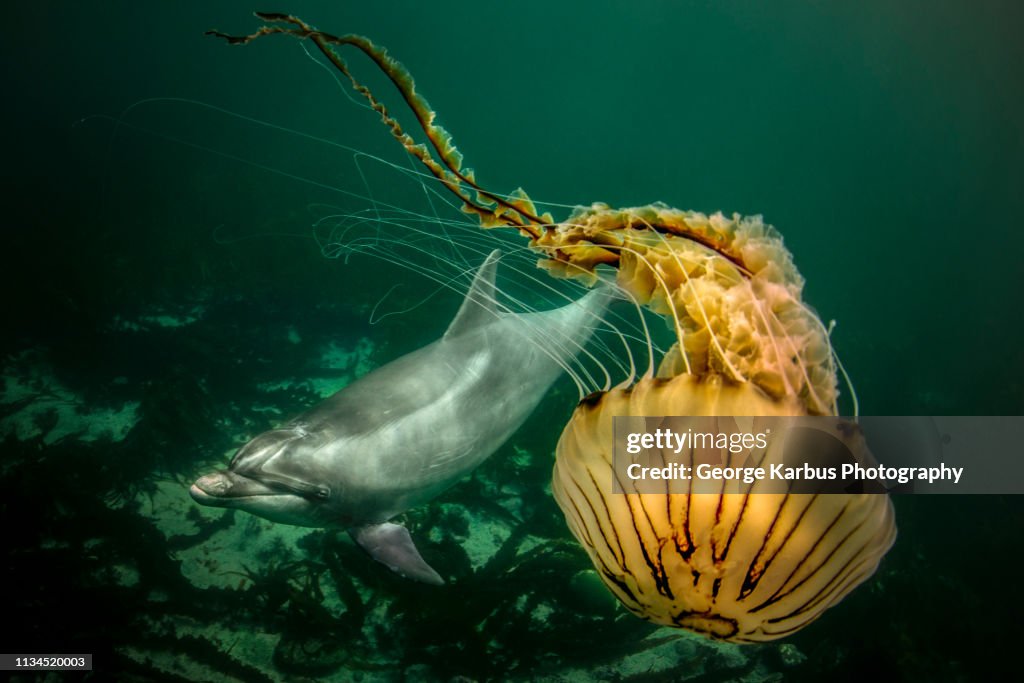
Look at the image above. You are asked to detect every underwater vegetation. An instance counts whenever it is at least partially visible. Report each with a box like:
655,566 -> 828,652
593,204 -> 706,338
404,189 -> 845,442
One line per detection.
4,335 -> 1022,681
0,296 -> 794,681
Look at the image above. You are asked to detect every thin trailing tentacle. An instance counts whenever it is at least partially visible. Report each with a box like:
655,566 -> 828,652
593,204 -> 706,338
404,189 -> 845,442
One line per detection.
207,12 -> 550,240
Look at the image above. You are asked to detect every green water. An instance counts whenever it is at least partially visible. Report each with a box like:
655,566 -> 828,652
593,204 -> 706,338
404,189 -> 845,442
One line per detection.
3,1 -> 1022,680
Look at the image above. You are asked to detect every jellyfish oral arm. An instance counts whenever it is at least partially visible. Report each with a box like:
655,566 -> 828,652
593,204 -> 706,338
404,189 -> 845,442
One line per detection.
207,12 -> 550,240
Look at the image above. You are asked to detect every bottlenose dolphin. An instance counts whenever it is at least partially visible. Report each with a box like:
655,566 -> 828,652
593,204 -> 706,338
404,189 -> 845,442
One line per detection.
190,250 -> 608,584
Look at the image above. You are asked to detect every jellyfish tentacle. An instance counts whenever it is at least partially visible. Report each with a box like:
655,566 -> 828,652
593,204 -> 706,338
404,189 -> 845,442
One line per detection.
207,13 -> 549,239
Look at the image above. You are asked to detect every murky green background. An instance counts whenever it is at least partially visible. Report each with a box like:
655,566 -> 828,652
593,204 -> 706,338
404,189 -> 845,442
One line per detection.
3,2 -> 1022,680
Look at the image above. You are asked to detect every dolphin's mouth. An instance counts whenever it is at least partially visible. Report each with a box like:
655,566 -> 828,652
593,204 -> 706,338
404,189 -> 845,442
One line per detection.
190,471 -> 292,507
189,468 -> 330,527
188,483 -> 229,506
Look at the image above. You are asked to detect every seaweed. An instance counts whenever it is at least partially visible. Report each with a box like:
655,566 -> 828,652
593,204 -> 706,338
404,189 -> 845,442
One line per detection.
0,265 -> 755,681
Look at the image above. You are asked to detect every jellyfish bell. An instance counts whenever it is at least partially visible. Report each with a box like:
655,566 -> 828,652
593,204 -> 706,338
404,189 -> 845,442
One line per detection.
201,12 -> 896,642
554,388 -> 896,641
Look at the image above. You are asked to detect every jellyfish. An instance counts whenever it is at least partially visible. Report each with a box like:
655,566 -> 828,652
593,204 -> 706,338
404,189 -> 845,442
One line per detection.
207,13 -> 896,642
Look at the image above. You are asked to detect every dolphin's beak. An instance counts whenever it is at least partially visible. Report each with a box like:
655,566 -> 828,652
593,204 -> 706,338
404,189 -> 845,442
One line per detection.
189,472 -> 233,506
190,471 -> 280,506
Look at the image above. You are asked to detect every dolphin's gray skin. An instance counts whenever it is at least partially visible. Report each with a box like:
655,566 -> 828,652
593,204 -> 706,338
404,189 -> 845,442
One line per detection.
190,250 -> 607,584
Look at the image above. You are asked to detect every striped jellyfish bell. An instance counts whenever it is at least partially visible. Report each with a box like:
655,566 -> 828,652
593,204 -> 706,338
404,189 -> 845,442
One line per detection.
553,377 -> 896,642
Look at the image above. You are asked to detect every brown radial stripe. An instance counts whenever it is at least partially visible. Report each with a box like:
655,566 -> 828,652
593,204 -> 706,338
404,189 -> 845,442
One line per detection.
564,463 -> 627,570
611,461 -> 675,600
748,498 -> 853,614
764,530 -> 879,626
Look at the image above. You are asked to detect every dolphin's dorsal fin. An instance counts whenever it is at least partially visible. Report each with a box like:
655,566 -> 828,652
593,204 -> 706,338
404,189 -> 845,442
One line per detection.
350,522 -> 444,585
443,249 -> 501,340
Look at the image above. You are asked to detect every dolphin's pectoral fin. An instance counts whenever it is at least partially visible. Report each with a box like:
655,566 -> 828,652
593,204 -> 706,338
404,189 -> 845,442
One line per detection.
350,523 -> 445,586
